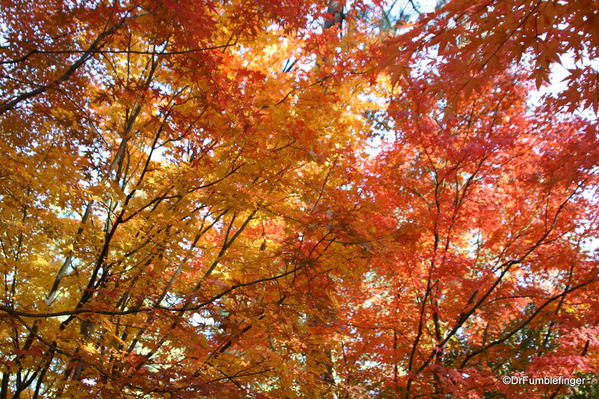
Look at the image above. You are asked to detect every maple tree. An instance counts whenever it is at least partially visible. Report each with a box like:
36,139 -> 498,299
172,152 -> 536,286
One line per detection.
0,0 -> 597,398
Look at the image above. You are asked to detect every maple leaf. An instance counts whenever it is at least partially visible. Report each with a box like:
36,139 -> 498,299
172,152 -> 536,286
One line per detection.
0,0 -> 596,398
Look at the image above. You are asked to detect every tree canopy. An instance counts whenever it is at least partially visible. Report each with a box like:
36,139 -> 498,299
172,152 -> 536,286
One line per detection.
0,0 -> 597,398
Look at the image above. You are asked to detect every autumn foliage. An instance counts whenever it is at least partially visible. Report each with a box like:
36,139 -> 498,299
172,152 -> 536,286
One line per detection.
0,0 -> 597,398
